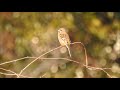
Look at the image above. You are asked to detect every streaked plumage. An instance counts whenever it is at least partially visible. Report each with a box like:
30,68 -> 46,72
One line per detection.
58,28 -> 71,57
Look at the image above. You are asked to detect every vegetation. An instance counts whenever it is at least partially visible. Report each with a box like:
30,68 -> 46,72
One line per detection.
0,12 -> 120,78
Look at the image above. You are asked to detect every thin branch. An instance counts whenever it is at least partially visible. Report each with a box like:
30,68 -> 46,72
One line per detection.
84,65 -> 112,78
101,69 -> 112,78
0,72 -> 16,76
0,68 -> 32,78
0,71 -> 32,78
0,57 -> 111,78
86,66 -> 111,70
70,42 -> 88,67
0,57 -> 111,70
0,56 -> 36,66
0,68 -> 24,77
0,42 -> 112,78
0,68 -> 18,76
17,46 -> 63,77
40,72 -> 47,78
18,42 -> 88,77
18,74 -> 33,78
40,58 -> 80,64
38,58 -> 112,78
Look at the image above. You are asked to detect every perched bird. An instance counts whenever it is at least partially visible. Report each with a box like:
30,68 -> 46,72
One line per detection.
58,28 -> 71,57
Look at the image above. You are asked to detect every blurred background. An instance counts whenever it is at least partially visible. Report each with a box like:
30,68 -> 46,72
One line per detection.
0,12 -> 120,78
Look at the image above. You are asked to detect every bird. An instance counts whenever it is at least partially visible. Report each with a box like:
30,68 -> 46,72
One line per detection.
58,28 -> 71,57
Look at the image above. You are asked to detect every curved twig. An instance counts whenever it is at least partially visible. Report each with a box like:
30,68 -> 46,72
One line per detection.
17,46 -> 63,77
0,42 -> 112,78
70,42 -> 88,67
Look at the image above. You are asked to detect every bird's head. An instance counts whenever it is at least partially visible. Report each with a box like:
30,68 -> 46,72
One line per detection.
58,28 -> 66,33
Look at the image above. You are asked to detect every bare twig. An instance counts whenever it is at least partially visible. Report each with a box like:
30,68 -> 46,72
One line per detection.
18,42 -> 88,77
0,42 -> 112,78
40,72 -> 47,78
18,74 -> 33,78
0,56 -> 36,66
70,42 -> 88,67
0,72 -> 16,76
42,58 -> 112,78
0,68 -> 18,76
84,65 -> 112,78
0,57 -> 112,78
17,46 -> 63,77
101,69 -> 112,78
0,68 -> 32,78
38,58 -> 112,78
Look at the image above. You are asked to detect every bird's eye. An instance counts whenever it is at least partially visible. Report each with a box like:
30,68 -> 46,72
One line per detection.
58,29 -> 62,32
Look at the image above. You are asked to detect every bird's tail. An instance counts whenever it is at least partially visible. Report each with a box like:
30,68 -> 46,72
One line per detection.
65,45 -> 71,58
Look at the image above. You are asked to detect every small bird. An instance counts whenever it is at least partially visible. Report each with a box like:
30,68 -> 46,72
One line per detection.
58,28 -> 71,57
